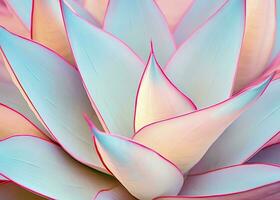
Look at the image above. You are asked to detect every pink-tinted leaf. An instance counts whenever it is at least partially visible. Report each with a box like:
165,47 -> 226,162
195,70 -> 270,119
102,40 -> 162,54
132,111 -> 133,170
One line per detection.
0,27 -> 105,171
83,0 -> 108,25
62,1 -> 144,137
156,164 -> 280,200
134,49 -> 196,132
174,0 -> 227,45
233,0 -> 276,93
192,78 -> 280,174
0,136 -> 117,200
88,120 -> 184,200
94,186 -> 136,200
103,0 -> 175,66
133,76 -> 271,173
155,0 -> 193,31
165,0 -> 245,108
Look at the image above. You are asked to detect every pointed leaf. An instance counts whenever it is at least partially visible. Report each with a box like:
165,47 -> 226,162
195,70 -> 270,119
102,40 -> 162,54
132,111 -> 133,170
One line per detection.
62,2 -> 144,137
0,182 -> 45,200
165,0 -> 245,108
0,136 -> 117,200
233,0 -> 276,92
174,0 -> 227,45
133,76 -> 271,173
103,0 -> 175,66
155,0 -> 193,31
248,143 -> 280,165
192,78 -> 280,174
0,27 -> 105,171
89,122 -> 184,200
156,164 -> 280,200
134,51 -> 196,132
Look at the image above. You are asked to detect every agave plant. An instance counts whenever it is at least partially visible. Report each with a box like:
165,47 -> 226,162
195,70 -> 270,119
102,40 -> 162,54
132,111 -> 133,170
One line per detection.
0,0 -> 280,199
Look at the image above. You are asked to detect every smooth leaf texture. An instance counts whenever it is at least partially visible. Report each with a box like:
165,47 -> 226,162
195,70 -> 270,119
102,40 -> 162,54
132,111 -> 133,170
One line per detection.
133,76 -> 271,173
0,182 -> 45,200
156,164 -> 280,200
174,0 -> 227,45
0,136 -> 117,200
0,105 -> 48,140
248,143 -> 280,165
165,0 -> 245,108
155,0 -> 193,31
31,0 -> 74,64
0,27 -> 105,171
0,80 -> 50,138
94,186 -> 136,200
192,78 -> 280,174
134,51 -> 196,132
233,0 -> 276,92
62,2 -> 144,137
103,0 -> 175,66
83,0 -> 108,24
0,1 -> 29,37
4,0 -> 32,30
89,122 -> 184,200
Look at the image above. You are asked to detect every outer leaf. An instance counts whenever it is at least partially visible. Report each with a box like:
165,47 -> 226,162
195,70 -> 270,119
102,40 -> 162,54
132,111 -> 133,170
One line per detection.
165,0 -> 245,108
155,0 -> 193,31
192,78 -> 280,174
0,136 -> 117,200
0,182 -> 45,200
248,143 -> 280,165
233,0 -> 276,92
0,27 -> 105,171
103,0 -> 175,66
134,50 -> 196,132
156,164 -> 280,200
88,121 -> 184,200
133,76 -> 271,173
174,0 -> 227,45
61,1 -> 144,137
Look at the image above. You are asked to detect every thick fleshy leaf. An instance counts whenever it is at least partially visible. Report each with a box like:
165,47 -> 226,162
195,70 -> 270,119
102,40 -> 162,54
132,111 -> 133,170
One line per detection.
0,80 -> 50,138
192,78 -> 280,174
83,0 -> 108,24
0,27 -> 105,171
155,0 -> 193,31
268,0 -> 280,65
0,182 -> 45,200
0,1 -> 29,37
4,0 -> 32,30
62,2 -> 144,137
134,50 -> 196,132
165,0 -> 245,108
94,186 -> 136,200
174,0 -> 227,45
31,0 -> 74,64
0,105 -> 48,140
133,76 -> 271,173
156,164 -> 280,200
248,143 -> 280,165
0,136 -> 117,200
103,0 -> 175,66
233,0 -> 276,93
89,121 -> 184,200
